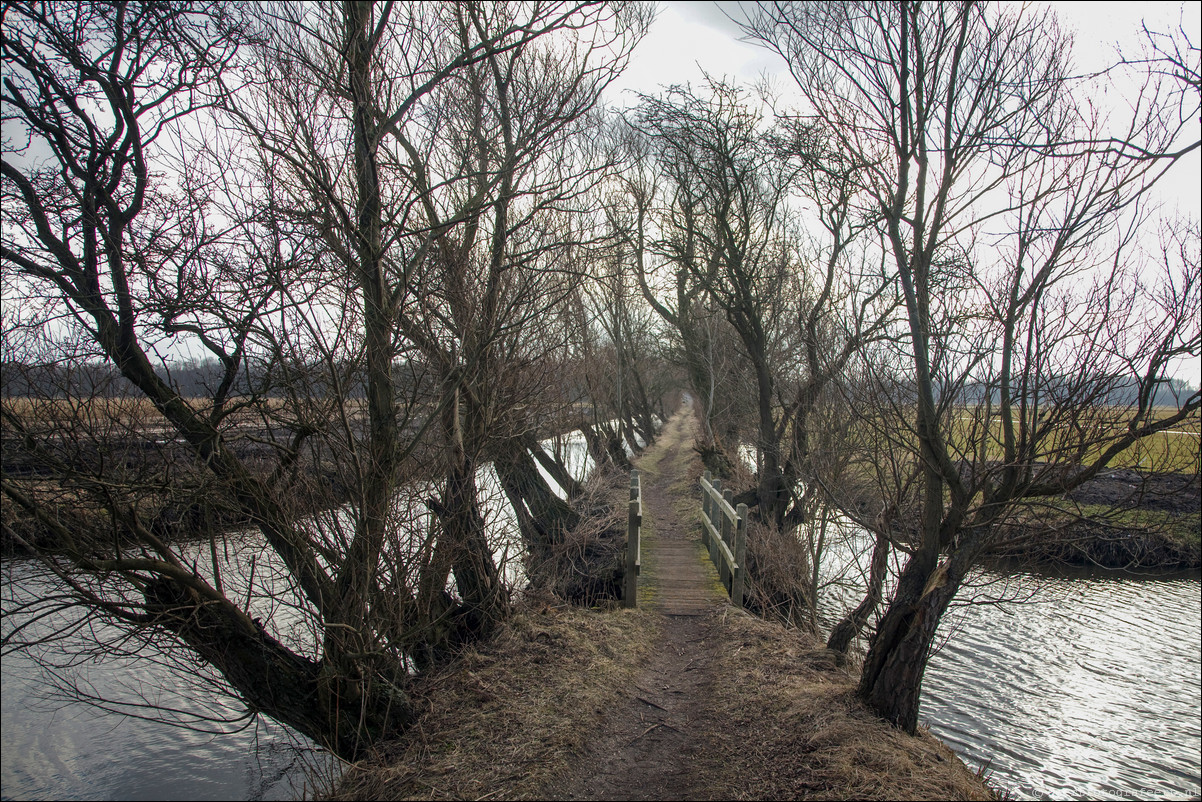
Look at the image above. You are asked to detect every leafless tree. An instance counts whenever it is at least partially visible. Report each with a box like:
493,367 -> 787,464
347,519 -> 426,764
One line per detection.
626,79 -> 899,546
747,0 -> 1201,733
576,237 -> 669,457
602,118 -> 723,447
2,0 -> 648,758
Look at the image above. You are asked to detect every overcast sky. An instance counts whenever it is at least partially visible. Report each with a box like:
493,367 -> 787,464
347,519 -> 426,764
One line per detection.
607,1 -> 1202,384
608,1 -> 1201,213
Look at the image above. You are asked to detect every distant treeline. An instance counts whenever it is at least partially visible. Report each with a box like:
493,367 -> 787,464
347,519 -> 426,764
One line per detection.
0,358 -> 601,414
5,361 -> 1192,409
956,376 -> 1198,409
2,358 -> 441,400
860,372 -> 1199,410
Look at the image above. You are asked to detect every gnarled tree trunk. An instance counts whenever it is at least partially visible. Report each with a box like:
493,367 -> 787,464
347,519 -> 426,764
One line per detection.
856,544 -> 974,733
495,442 -> 582,562
143,577 -> 409,759
527,434 -> 583,499
826,529 -> 890,654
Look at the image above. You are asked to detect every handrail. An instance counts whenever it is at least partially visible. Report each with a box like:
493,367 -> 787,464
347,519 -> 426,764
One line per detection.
699,470 -> 748,609
623,470 -> 642,608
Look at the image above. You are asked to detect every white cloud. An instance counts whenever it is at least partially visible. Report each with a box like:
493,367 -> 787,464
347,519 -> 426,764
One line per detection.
606,3 -> 783,107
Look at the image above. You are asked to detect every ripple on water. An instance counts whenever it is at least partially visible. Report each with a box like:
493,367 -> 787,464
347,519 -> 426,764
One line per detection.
920,572 -> 1202,801
1,559 -> 338,802
1,436 -> 594,801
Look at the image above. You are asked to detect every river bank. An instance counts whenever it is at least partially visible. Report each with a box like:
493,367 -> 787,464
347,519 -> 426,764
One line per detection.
330,602 -> 993,801
331,410 -> 994,801
4,407 -> 1196,800
0,415 -> 591,556
987,469 -> 1201,570
698,443 -> 1201,573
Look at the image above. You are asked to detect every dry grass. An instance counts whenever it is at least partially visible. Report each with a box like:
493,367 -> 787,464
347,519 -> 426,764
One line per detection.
697,608 -> 995,801
1072,504 -> 1201,548
532,466 -> 630,605
834,404 -> 1200,479
1,394 -> 359,434
330,410 -> 995,802
329,599 -> 995,802
944,405 -> 1201,475
742,518 -> 817,626
329,602 -> 659,801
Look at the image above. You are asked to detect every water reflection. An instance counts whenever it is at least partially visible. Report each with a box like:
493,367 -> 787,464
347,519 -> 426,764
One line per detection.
922,572 -> 1201,801
812,523 -> 1201,801
1,558 -> 340,802
6,434 -> 1197,801
1,434 -> 594,801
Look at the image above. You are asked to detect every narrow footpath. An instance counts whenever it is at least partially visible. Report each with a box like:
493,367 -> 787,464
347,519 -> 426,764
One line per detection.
541,409 -> 989,800
550,410 -> 733,799
334,408 -> 994,801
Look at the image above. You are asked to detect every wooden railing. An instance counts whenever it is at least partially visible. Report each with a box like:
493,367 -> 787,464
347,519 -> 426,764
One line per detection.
699,470 -> 748,609
623,469 -> 642,609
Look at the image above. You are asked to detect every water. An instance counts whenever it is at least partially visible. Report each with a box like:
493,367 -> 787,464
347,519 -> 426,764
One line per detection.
813,522 -> 1201,801
1,433 -> 595,801
2,658 -> 324,800
1,552 -> 339,802
4,432 -> 1198,800
922,570 -> 1202,801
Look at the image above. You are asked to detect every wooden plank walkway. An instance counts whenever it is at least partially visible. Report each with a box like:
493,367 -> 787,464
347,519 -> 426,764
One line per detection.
632,409 -> 729,617
647,538 -> 726,616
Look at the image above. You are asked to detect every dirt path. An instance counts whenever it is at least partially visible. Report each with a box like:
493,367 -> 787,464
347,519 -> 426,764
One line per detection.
336,407 -> 995,802
537,410 -> 992,801
551,409 -> 736,800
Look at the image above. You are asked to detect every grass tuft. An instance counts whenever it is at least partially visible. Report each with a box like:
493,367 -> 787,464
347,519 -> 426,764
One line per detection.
329,602 -> 658,801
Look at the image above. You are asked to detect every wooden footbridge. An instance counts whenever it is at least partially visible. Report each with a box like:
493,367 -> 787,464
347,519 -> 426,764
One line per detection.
622,443 -> 749,616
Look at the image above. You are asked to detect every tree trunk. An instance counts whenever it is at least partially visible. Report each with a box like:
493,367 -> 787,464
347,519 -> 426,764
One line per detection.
628,365 -> 658,445
333,0 -> 398,696
621,418 -> 643,456
856,545 -> 970,733
144,577 -> 408,760
752,353 -> 788,528
579,422 -> 611,470
604,425 -> 635,471
827,529 -> 890,653
436,456 -> 508,640
495,443 -> 582,560
680,318 -> 716,445
582,420 -> 633,472
527,435 -> 583,499
433,383 -> 507,642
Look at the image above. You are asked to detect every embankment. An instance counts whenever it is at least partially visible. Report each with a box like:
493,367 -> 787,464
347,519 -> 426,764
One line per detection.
989,469 -> 1201,571
332,408 -> 995,801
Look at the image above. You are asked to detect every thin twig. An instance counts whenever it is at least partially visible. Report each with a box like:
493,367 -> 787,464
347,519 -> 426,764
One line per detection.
636,695 -> 667,711
629,722 -> 662,743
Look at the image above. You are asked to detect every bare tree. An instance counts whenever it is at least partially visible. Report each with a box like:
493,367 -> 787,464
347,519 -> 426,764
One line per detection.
2,0 -> 647,758
747,0 -> 1201,733
627,80 -> 899,534
626,80 -> 804,527
577,240 -> 668,456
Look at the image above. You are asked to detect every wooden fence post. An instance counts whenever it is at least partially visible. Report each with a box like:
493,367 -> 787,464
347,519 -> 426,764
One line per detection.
624,470 -> 640,609
733,503 -> 748,610
721,488 -> 734,590
700,470 -> 712,548
709,478 -> 722,566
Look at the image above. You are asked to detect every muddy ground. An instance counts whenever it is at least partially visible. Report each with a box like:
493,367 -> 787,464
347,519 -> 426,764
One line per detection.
1066,468 -> 1200,516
